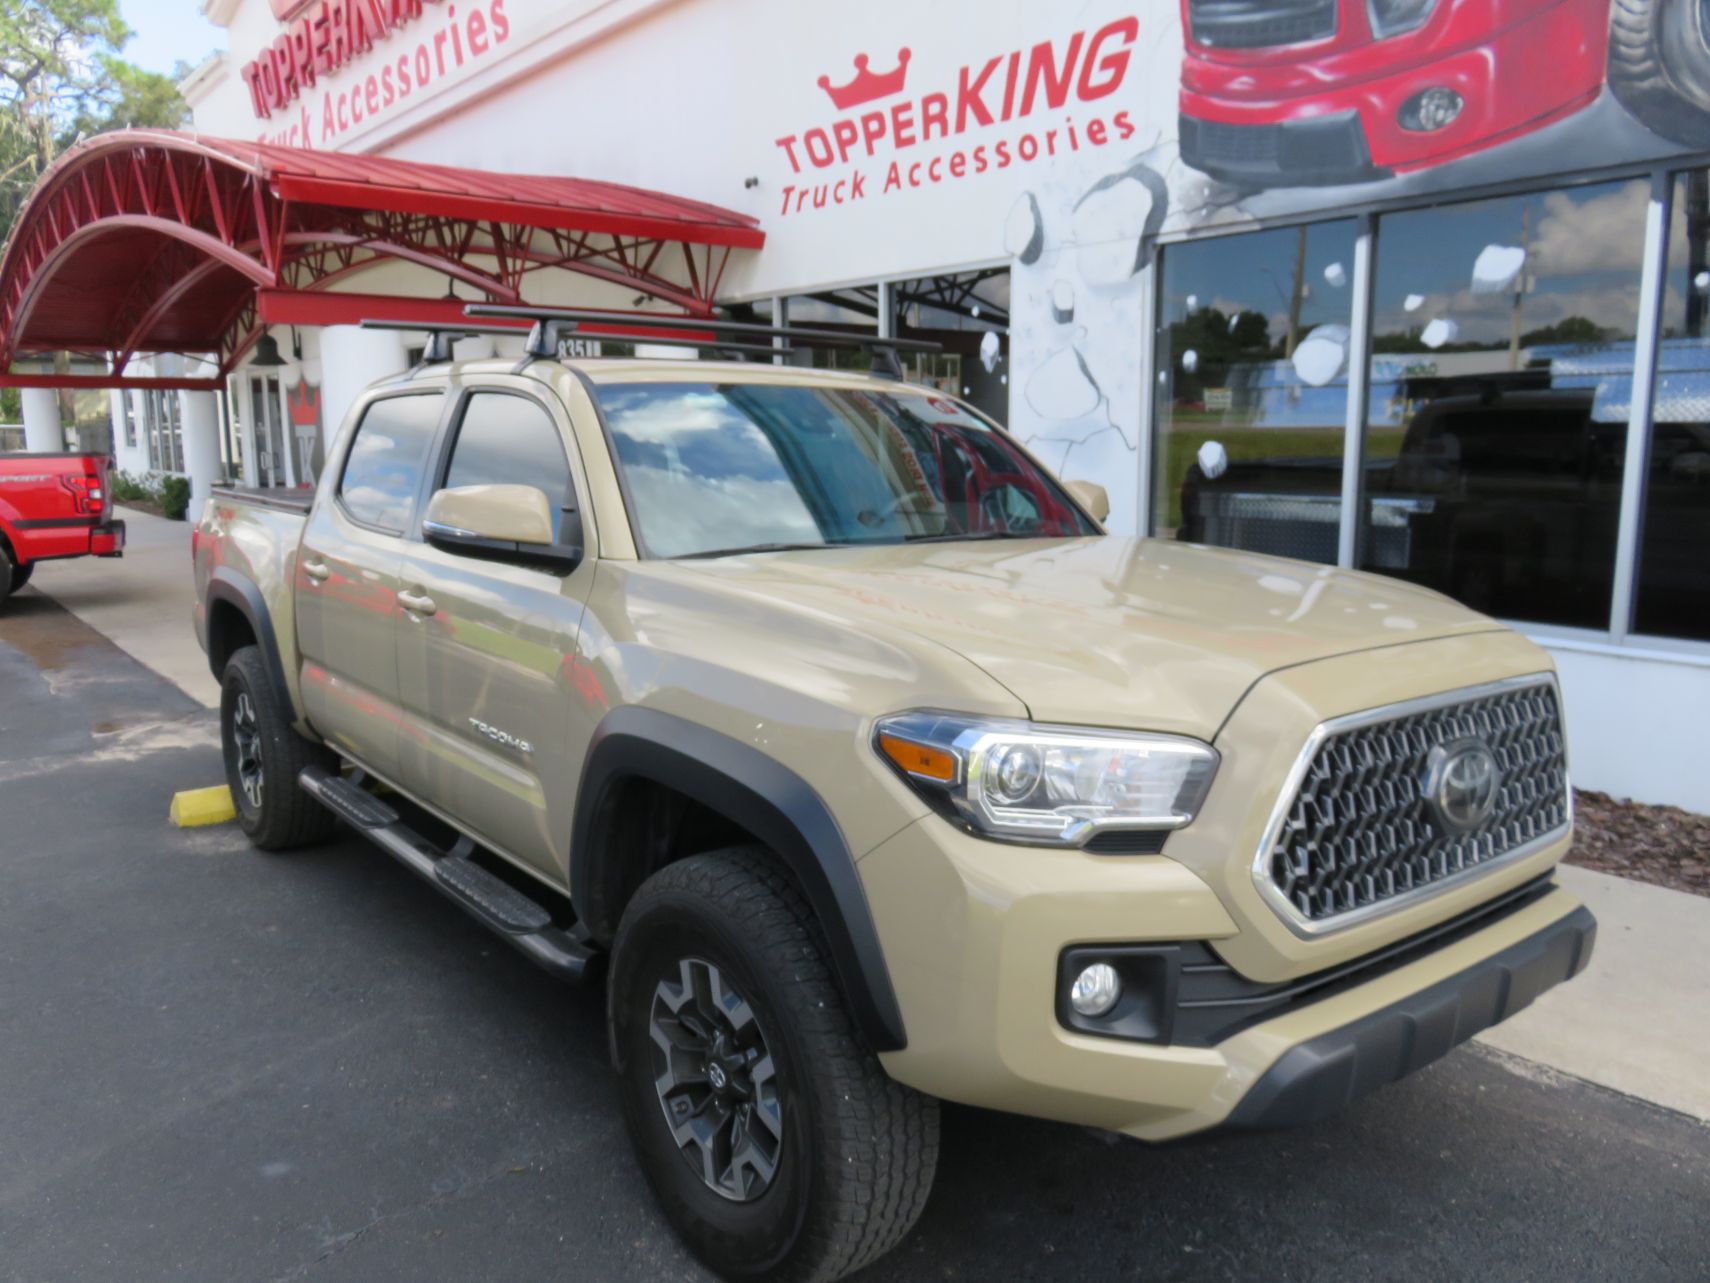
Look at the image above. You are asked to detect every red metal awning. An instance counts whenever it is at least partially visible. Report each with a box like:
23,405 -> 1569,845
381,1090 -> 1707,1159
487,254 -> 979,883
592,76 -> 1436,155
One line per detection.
0,130 -> 765,390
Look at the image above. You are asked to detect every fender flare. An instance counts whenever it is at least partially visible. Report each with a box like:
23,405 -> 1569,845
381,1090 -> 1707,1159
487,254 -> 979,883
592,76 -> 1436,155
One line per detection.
204,567 -> 295,717
571,706 -> 908,1052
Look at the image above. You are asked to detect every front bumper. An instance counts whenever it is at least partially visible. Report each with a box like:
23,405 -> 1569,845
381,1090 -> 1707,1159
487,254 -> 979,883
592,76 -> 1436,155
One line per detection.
1178,0 -> 1608,182
1178,109 -> 1385,188
1226,901 -> 1595,1128
863,814 -> 1589,1140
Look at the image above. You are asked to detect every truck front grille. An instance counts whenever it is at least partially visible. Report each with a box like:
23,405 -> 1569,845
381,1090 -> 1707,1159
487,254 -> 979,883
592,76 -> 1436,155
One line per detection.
1188,0 -> 1338,49
1260,676 -> 1570,931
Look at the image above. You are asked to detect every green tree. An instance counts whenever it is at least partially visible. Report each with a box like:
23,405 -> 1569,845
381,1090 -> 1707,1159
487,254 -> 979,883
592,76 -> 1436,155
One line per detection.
1,0 -> 190,426
1,0 -> 189,243
1518,315 -> 1615,347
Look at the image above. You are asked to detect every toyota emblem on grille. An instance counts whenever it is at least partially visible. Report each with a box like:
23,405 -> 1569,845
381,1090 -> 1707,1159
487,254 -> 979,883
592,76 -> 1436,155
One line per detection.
1423,738 -> 1502,832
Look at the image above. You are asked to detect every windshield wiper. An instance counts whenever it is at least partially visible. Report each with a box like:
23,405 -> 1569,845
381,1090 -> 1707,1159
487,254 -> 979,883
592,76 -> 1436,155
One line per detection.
901,529 -> 1041,544
674,541 -> 854,560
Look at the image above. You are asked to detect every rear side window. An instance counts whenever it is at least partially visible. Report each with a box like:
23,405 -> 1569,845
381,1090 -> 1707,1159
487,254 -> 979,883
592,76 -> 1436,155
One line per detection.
338,394 -> 443,532
443,393 -> 576,540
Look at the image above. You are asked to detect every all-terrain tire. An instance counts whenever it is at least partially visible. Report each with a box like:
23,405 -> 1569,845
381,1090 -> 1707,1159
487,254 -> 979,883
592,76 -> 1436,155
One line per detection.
220,645 -> 338,851
9,557 -> 32,594
1609,0 -> 1710,147
609,847 -> 938,1283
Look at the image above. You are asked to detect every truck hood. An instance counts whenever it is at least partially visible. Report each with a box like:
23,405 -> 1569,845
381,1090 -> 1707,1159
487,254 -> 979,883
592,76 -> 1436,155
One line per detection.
673,536 -> 1503,739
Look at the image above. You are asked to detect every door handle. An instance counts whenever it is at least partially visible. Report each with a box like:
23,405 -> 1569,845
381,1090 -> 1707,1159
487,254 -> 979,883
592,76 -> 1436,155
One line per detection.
302,558 -> 330,583
398,589 -> 438,617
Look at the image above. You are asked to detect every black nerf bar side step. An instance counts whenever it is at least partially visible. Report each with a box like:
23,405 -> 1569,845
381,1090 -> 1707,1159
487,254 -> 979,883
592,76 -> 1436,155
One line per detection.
297,765 -> 597,983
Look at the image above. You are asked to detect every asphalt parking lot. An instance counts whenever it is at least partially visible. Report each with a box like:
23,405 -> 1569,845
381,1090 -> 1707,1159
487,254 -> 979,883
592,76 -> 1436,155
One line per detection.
3,591 -> 1707,1283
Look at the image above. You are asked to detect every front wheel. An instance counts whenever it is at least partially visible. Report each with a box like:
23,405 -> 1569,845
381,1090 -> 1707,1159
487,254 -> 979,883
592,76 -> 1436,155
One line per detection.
609,848 -> 938,1283
1609,0 -> 1710,147
219,645 -> 338,850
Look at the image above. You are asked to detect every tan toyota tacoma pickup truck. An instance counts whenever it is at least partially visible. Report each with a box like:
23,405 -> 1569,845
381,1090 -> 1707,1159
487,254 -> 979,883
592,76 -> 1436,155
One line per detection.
193,310 -> 1594,1283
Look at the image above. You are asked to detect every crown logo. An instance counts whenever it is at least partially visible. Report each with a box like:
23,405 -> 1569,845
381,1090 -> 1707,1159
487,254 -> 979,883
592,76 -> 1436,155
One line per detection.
287,377 -> 321,428
818,49 -> 911,110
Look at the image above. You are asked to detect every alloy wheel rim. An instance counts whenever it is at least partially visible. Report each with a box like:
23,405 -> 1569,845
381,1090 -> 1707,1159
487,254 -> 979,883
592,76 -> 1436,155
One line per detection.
648,956 -> 783,1202
232,692 -> 264,810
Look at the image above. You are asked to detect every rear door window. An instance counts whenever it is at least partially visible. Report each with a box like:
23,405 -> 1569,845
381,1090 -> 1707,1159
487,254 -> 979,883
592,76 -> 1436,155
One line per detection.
442,392 -> 576,541
338,394 -> 443,532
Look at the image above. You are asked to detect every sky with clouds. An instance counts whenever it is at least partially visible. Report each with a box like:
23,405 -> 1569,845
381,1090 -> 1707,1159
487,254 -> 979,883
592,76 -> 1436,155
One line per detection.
115,0 -> 225,76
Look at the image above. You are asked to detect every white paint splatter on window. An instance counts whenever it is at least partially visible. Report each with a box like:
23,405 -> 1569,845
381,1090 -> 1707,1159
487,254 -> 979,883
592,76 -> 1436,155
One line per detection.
1421,317 -> 1459,348
1292,323 -> 1349,387
1196,440 -> 1228,479
1470,244 -> 1526,294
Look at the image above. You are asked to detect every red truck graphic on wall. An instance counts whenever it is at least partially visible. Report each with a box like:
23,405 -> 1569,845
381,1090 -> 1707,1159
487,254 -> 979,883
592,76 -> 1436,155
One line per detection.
1178,0 -> 1710,187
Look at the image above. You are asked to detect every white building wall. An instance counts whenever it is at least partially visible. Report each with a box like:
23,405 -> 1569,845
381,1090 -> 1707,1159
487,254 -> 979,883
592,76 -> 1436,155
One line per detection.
1541,641 -> 1710,812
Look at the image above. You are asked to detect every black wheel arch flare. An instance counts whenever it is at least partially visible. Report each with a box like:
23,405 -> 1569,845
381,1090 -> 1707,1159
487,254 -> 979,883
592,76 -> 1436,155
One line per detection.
204,568 -> 294,716
571,706 -> 908,1052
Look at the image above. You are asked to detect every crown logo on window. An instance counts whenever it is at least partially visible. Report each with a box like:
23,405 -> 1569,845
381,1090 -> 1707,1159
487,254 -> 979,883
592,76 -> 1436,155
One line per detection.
818,49 -> 911,111
287,377 -> 321,428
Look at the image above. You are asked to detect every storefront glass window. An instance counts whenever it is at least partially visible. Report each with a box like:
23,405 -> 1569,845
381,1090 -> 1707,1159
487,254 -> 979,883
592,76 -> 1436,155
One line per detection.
1358,179 -> 1648,629
783,290 -> 878,372
1153,220 -> 1359,562
1634,170 -> 1710,642
143,389 -> 184,474
891,269 -> 1010,425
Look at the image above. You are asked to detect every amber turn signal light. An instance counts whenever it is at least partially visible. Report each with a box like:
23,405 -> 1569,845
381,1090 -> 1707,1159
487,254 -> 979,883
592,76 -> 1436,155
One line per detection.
878,732 -> 957,783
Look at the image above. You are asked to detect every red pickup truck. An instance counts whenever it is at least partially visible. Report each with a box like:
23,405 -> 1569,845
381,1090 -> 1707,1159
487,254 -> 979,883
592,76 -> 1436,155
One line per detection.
1178,0 -> 1710,188
0,453 -> 126,609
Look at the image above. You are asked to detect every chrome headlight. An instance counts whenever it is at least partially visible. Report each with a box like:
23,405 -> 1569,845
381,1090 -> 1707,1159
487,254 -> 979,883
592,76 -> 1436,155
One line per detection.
874,712 -> 1219,847
1367,0 -> 1437,37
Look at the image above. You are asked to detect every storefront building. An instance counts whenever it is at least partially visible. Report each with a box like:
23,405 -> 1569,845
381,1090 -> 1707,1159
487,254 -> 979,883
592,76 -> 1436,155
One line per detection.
1,0 -> 1706,810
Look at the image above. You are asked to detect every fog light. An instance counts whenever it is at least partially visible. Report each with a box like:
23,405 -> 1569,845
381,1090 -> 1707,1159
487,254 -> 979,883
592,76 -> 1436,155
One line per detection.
1069,963 -> 1121,1018
1399,86 -> 1463,132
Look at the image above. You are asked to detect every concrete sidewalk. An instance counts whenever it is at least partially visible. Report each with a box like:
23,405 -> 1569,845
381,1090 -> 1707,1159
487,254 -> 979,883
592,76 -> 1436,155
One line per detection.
17,517 -> 1710,1123
21,503 -> 216,707
1478,863 -> 1710,1122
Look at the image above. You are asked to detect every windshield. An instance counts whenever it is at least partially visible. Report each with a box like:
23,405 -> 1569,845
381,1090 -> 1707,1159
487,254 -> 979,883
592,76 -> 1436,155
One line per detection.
594,381 -> 1097,558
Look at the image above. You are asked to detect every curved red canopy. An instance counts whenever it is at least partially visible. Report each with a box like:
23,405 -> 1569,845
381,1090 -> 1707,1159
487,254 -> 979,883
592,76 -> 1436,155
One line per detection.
0,130 -> 765,389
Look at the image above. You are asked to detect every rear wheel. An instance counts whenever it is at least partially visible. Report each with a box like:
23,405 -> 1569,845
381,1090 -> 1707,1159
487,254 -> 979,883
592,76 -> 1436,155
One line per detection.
1609,0 -> 1710,147
220,645 -> 338,850
9,558 -> 32,594
609,848 -> 938,1283
0,545 -> 12,611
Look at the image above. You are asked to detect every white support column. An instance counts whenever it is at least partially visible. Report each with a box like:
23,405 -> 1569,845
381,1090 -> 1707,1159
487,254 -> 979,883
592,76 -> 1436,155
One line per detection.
179,390 -> 222,520
1133,248 -> 1158,537
21,387 -> 62,452
1337,215 -> 1378,569
318,325 -> 410,465
1609,171 -> 1672,641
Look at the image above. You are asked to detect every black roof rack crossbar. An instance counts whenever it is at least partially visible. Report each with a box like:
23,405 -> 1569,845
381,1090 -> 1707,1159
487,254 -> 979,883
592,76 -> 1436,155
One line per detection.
359,319 -> 528,365
578,335 -> 797,358
463,304 -> 942,358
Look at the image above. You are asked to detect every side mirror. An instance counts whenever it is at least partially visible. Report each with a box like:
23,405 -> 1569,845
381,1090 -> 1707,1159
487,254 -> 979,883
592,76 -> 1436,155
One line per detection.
1063,479 -> 1110,523
422,484 -> 582,573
